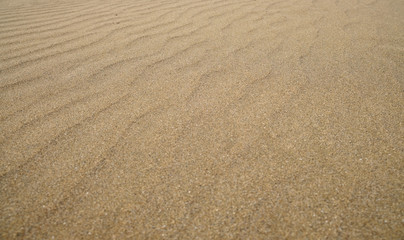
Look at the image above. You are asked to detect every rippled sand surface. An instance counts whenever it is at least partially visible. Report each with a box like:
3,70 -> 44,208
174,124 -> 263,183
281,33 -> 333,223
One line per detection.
0,0 -> 403,238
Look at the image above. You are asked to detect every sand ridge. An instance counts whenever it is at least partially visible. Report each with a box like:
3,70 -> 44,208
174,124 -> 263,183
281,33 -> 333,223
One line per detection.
0,0 -> 403,238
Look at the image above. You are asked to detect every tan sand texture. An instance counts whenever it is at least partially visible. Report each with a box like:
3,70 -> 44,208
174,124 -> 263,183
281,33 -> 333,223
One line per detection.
0,0 -> 403,238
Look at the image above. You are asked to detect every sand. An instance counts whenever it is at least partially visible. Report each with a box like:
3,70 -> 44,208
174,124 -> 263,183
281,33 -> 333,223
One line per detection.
0,0 -> 403,238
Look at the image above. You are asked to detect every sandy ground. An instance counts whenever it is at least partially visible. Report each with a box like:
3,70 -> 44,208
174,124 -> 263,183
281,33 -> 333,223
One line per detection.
0,0 -> 403,238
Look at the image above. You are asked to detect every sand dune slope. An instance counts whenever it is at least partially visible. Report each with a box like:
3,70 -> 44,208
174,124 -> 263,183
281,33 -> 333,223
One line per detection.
1,0 -> 403,238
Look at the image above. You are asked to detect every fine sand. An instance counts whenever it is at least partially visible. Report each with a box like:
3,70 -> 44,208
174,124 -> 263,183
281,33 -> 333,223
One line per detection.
0,0 -> 403,238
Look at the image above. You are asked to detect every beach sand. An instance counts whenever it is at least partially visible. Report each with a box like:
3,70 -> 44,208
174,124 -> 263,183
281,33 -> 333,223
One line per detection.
0,0 -> 403,238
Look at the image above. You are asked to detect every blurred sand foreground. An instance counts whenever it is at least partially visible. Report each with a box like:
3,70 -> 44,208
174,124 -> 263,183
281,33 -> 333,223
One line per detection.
0,0 -> 403,238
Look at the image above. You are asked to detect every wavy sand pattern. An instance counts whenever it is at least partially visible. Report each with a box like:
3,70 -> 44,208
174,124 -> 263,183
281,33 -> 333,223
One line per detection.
0,0 -> 403,238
